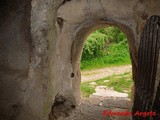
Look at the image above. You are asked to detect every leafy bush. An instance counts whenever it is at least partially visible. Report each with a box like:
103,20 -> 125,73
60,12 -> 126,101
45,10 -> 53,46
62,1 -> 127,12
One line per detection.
81,26 -> 130,70
82,31 -> 108,60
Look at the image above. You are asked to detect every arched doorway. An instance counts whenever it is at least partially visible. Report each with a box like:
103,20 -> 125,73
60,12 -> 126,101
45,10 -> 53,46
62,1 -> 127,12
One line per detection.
80,26 -> 133,100
52,1 -> 139,119
70,19 -> 137,103
51,16 -> 137,120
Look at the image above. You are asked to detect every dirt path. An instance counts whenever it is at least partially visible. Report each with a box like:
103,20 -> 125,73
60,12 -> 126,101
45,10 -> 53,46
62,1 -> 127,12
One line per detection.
81,65 -> 132,82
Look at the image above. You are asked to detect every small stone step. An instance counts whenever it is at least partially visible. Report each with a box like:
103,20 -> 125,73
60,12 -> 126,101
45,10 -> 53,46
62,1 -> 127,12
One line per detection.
102,98 -> 132,109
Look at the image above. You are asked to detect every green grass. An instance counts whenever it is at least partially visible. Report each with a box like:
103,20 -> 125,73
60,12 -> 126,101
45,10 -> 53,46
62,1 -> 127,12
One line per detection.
81,55 -> 131,71
81,72 -> 133,98
81,84 -> 95,98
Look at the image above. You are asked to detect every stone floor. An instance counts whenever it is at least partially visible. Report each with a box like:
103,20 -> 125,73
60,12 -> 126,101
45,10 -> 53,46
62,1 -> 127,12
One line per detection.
58,65 -> 133,120
59,96 -> 132,120
92,86 -> 129,98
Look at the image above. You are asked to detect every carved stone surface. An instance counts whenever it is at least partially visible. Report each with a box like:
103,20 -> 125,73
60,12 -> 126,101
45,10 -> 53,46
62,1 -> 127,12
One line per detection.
0,0 -> 160,120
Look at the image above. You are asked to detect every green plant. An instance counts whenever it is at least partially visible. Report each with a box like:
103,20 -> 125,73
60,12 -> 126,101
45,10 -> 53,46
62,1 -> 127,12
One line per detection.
81,26 -> 130,70
82,31 -> 108,60
80,83 -> 95,98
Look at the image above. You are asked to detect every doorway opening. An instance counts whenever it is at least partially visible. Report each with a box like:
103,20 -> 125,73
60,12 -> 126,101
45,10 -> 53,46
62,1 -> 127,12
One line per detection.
80,26 -> 133,114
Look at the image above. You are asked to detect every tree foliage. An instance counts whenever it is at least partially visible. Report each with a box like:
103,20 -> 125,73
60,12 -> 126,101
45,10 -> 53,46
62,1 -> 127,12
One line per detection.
81,26 -> 130,70
82,31 -> 108,60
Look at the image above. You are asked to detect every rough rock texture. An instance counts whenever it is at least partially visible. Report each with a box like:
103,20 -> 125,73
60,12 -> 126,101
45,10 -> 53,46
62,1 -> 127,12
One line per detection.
0,0 -> 31,119
58,99 -> 132,120
0,0 -> 160,120
0,0 -> 56,120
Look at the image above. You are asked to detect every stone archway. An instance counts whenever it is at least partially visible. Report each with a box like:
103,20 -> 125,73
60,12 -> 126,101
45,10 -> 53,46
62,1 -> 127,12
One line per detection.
54,0 -> 138,110
71,20 -> 137,103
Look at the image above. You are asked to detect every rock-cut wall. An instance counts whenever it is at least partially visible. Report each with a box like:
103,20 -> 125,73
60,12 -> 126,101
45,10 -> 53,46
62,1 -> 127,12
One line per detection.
0,0 -> 31,119
0,0 -> 160,120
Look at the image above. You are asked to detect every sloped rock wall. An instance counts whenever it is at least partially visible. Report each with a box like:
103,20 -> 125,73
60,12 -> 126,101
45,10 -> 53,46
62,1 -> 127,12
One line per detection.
0,0 -> 160,120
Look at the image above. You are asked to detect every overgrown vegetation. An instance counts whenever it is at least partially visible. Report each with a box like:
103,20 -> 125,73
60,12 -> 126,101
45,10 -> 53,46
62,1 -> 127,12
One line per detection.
80,27 -> 132,98
81,72 -> 133,98
81,26 -> 131,70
